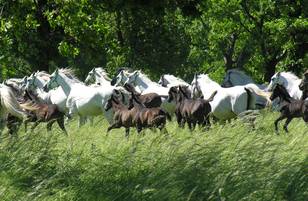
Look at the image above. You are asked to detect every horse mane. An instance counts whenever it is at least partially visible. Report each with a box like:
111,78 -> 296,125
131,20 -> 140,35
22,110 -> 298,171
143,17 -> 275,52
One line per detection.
280,72 -> 300,81
164,74 -> 187,83
116,67 -> 134,75
36,71 -> 50,77
59,68 -> 81,83
135,70 -> 159,86
94,67 -> 111,81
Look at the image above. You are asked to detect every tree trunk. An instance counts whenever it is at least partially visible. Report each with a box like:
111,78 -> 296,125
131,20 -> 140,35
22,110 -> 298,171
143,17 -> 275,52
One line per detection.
35,0 -> 52,72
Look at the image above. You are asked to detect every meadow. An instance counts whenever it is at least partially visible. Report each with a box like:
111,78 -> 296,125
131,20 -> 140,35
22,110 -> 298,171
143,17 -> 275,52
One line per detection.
0,110 -> 307,201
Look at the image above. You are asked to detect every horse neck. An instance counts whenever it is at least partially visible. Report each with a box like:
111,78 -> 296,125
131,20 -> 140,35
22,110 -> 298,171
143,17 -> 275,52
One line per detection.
33,87 -> 48,101
281,73 -> 301,91
57,73 -> 77,96
278,88 -> 294,103
199,77 -> 221,92
135,75 -> 153,91
112,101 -> 126,111
35,77 -> 47,88
95,74 -> 110,85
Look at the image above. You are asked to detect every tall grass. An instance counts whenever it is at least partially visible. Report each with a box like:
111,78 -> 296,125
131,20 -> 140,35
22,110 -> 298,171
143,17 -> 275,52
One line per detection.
0,111 -> 307,201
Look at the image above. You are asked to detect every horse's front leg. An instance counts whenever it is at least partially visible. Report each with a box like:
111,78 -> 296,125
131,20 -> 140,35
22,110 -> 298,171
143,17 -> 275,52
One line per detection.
283,117 -> 293,133
57,116 -> 67,134
125,127 -> 130,137
46,120 -> 56,132
78,116 -> 87,128
107,122 -> 121,134
274,114 -> 286,133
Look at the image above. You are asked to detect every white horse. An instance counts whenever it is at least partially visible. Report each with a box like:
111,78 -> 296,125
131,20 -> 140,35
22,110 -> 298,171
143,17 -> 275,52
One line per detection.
221,69 -> 269,108
221,69 -> 265,88
85,67 -> 112,87
267,72 -> 302,99
158,74 -> 190,88
0,84 -> 29,134
44,69 -> 128,126
191,74 -> 270,120
23,72 -> 68,113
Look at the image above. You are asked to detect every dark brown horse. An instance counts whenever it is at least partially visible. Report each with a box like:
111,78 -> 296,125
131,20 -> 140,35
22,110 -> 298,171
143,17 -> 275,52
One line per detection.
168,86 -> 216,130
270,84 -> 308,133
22,90 -> 67,133
6,87 -> 67,134
104,94 -> 137,137
129,93 -> 171,133
124,83 -> 162,108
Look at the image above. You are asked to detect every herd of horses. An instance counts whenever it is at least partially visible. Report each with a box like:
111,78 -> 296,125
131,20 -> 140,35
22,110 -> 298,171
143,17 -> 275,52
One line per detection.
0,67 -> 307,136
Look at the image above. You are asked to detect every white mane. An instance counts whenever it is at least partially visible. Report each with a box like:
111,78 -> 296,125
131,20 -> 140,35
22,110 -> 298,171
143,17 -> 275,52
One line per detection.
277,72 -> 300,81
136,71 -> 159,86
94,67 -> 111,81
59,68 -> 81,83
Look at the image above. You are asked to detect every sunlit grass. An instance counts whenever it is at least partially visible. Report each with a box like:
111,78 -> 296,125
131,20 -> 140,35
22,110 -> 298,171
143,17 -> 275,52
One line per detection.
0,111 -> 307,201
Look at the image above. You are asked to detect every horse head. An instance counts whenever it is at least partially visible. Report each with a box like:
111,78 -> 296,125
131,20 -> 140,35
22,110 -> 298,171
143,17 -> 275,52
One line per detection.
44,69 -> 60,91
158,75 -> 166,87
85,68 -> 95,84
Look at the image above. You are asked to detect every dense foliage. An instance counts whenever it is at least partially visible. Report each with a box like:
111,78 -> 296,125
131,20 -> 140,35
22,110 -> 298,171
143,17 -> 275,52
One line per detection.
0,0 -> 307,81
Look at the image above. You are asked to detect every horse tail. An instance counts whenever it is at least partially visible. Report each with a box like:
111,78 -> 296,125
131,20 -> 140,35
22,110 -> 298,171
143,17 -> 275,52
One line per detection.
244,87 -> 255,110
20,102 -> 40,111
245,87 -> 272,106
0,87 -> 28,119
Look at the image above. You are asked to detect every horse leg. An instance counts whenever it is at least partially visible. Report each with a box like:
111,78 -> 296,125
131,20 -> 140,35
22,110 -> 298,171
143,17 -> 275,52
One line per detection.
283,117 -> 293,133
30,122 -> 39,131
46,120 -> 56,132
0,117 -> 6,137
31,120 -> 41,131
187,119 -> 193,131
107,122 -> 121,134
24,118 -> 30,132
78,116 -> 87,128
274,114 -> 286,133
125,128 -> 130,137
57,116 -> 67,134
89,116 -> 94,126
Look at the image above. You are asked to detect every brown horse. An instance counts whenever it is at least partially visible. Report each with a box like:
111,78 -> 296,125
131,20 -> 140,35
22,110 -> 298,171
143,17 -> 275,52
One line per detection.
104,93 -> 137,137
123,83 -> 162,108
270,84 -> 308,133
168,86 -> 216,130
129,93 -> 171,133
22,90 -> 67,133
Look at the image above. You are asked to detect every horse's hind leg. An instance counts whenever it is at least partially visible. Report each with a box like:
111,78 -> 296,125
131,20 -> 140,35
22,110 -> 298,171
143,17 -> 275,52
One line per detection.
283,117 -> 293,133
274,114 -> 286,133
0,117 -> 6,137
